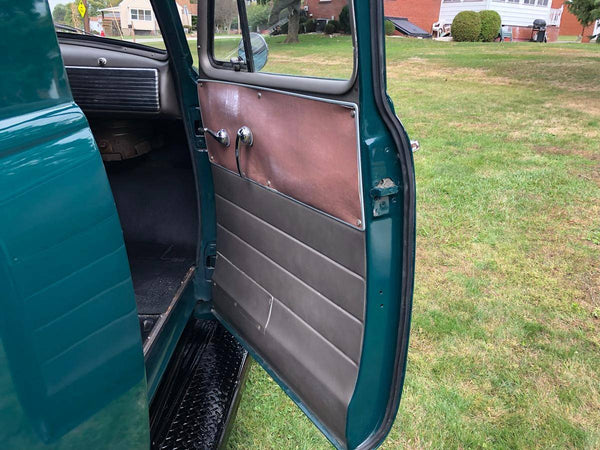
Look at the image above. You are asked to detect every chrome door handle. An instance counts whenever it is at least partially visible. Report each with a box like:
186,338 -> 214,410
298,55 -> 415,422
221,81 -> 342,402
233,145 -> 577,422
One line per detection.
237,126 -> 253,147
203,128 -> 230,147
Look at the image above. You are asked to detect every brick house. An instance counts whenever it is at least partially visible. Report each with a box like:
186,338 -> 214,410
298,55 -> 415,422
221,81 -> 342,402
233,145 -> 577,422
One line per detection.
304,0 -> 347,22
552,0 -> 597,40
384,0 -> 441,33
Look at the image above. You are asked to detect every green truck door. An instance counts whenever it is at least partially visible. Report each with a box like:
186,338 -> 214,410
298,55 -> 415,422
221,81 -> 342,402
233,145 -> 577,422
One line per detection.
195,1 -> 417,448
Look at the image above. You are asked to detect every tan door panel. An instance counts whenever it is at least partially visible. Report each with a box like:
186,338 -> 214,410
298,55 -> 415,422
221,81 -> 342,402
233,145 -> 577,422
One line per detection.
198,81 -> 363,228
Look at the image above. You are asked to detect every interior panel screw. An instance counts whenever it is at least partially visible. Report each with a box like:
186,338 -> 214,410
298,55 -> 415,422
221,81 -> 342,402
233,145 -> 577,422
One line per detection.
351,110 -> 356,118
267,180 -> 271,187
257,92 -> 262,99
357,219 -> 362,226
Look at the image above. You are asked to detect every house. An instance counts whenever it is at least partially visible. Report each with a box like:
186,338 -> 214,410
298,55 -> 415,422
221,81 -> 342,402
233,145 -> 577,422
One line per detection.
436,0 -> 564,42
304,0 -> 347,22
307,0 -> 591,42
552,0 -> 597,40
89,16 -> 103,34
100,0 -> 196,37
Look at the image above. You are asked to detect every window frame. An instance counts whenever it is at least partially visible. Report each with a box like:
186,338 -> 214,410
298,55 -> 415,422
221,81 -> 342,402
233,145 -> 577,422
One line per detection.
198,0 -> 358,96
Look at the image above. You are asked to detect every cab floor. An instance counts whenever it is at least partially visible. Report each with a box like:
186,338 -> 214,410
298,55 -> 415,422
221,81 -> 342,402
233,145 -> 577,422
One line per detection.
126,241 -> 195,315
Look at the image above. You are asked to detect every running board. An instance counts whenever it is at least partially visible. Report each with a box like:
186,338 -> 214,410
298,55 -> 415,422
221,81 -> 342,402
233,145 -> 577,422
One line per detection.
150,319 -> 250,449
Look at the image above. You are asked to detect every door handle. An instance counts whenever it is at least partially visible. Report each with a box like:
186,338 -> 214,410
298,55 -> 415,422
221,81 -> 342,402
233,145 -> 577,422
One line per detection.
235,126 -> 253,177
203,128 -> 230,147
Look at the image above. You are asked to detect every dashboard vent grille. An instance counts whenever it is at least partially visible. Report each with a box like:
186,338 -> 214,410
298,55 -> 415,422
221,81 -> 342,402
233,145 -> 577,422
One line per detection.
65,67 -> 159,112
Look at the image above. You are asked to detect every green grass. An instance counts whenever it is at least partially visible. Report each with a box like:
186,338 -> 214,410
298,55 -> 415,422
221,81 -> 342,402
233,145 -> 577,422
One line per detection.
181,35 -> 600,448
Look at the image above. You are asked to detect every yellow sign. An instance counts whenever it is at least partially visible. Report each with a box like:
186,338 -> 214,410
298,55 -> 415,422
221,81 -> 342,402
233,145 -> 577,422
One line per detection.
77,0 -> 86,18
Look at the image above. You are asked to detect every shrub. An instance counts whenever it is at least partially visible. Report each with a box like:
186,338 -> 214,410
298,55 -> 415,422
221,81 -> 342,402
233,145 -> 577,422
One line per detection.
328,19 -> 341,33
305,18 -> 316,33
452,11 -> 481,42
324,22 -> 336,35
385,19 -> 395,36
339,5 -> 351,34
479,10 -> 501,42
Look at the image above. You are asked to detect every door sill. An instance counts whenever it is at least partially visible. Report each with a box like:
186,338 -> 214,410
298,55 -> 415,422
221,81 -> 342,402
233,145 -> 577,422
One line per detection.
143,266 -> 196,357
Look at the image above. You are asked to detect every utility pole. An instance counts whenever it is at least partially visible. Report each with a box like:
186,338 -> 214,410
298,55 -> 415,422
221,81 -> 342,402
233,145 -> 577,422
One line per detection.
83,0 -> 90,33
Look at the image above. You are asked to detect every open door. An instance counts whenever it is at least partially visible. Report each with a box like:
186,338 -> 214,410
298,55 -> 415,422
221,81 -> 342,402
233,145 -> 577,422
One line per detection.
196,1 -> 415,448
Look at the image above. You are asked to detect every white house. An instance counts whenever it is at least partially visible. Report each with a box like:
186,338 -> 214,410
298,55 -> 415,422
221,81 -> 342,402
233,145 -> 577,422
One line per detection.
100,0 -> 195,36
438,0 -> 564,41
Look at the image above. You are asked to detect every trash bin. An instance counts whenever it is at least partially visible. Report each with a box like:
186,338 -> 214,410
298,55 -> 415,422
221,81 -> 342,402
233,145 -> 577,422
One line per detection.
531,19 -> 547,43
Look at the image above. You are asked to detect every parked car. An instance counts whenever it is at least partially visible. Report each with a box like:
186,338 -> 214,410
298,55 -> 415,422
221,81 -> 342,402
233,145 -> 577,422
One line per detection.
0,0 -> 415,448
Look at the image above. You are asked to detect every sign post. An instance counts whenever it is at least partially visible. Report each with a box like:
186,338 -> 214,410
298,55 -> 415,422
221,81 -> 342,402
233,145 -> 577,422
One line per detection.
77,0 -> 90,33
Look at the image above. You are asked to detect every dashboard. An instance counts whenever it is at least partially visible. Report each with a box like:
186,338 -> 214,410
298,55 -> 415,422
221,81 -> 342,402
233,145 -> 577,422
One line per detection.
58,35 -> 181,118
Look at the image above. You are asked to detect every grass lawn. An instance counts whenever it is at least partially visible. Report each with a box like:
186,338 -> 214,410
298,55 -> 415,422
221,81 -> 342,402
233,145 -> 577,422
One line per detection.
175,35 -> 600,448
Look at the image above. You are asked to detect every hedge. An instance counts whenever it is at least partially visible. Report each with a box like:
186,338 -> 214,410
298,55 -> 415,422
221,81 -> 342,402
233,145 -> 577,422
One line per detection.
452,11 -> 481,42
479,10 -> 502,42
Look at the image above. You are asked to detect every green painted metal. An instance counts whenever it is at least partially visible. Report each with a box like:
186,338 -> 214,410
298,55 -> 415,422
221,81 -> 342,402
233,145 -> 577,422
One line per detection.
150,0 -> 217,304
145,281 -> 198,402
345,1 -> 415,448
0,1 -> 149,448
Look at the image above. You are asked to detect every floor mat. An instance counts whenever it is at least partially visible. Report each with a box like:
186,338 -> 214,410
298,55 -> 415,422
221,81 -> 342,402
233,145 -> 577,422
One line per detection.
127,242 -> 195,315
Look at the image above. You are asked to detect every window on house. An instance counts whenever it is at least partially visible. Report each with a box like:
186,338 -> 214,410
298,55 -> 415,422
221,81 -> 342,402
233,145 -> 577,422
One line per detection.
131,9 -> 152,21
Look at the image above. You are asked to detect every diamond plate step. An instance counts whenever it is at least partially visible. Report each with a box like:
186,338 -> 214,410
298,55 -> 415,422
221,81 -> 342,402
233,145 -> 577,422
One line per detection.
150,318 -> 249,449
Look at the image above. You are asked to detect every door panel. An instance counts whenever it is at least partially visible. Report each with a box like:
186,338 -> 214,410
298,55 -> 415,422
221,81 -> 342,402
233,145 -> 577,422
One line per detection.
198,81 -> 364,228
210,166 -> 365,444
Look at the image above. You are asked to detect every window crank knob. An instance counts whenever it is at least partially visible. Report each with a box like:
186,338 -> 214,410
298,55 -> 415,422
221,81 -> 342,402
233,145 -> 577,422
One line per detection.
203,128 -> 230,147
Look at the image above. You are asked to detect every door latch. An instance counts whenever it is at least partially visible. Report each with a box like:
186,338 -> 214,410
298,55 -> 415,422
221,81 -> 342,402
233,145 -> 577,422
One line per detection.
235,126 -> 253,177
370,178 -> 399,217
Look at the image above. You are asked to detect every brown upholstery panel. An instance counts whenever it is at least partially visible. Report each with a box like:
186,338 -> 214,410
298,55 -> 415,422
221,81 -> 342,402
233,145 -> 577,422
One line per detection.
198,81 -> 363,228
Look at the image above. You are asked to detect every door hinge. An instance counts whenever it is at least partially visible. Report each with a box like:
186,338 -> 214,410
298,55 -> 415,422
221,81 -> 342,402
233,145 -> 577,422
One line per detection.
203,242 -> 217,281
370,178 -> 399,218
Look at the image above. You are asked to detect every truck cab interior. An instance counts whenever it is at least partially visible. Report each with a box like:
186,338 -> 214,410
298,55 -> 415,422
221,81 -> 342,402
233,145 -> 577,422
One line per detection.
58,36 -> 199,346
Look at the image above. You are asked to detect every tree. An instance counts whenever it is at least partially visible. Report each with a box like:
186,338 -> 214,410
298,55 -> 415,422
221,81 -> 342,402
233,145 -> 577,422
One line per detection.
566,0 -> 600,38
339,5 -> 351,34
87,0 -> 116,17
268,0 -> 301,43
214,0 -> 238,31
52,4 -> 70,24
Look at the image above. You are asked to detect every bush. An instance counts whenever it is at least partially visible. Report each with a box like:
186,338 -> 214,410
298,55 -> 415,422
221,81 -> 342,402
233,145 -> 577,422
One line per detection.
324,22 -> 336,35
479,10 -> 501,42
452,11 -> 481,42
339,5 -> 351,34
385,19 -> 395,36
328,19 -> 340,33
305,18 -> 316,33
